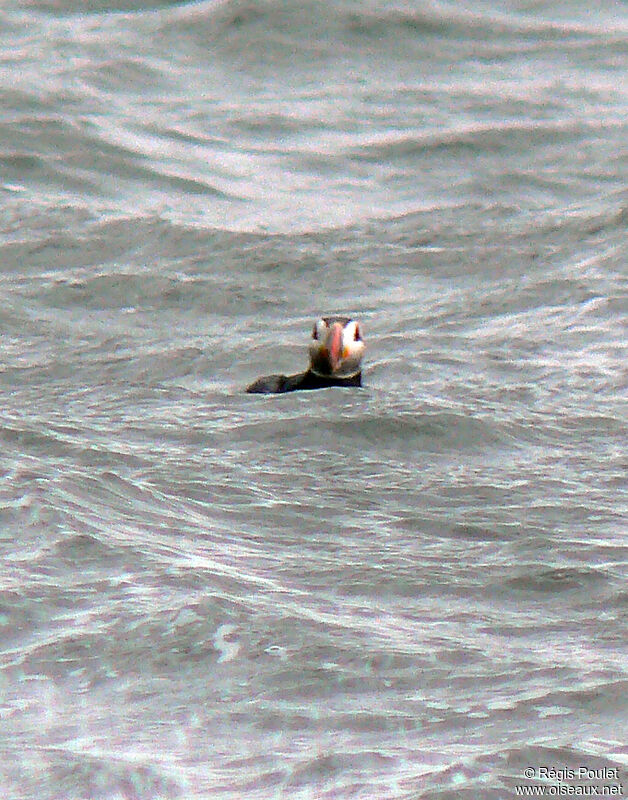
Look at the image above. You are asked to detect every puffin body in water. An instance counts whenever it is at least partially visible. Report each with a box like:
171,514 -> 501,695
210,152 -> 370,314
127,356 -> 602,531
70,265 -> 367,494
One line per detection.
246,317 -> 365,394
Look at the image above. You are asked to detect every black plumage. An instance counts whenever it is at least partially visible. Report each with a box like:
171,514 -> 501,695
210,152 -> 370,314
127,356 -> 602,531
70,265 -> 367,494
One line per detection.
246,369 -> 361,394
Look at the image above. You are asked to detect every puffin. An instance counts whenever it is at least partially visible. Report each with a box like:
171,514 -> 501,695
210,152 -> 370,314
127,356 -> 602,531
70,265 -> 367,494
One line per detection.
246,316 -> 365,394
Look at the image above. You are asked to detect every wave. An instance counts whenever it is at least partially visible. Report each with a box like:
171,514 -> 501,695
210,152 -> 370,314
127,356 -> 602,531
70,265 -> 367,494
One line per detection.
156,0 -> 628,42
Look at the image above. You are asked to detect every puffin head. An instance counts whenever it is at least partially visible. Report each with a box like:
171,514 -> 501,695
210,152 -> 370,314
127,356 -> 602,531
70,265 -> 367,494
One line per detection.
308,317 -> 365,379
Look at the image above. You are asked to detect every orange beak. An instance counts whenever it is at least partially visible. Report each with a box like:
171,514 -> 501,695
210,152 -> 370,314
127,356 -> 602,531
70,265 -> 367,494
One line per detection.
327,322 -> 343,373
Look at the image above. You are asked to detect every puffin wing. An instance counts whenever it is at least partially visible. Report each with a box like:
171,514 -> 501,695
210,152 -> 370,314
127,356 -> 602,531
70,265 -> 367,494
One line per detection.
246,374 -> 291,394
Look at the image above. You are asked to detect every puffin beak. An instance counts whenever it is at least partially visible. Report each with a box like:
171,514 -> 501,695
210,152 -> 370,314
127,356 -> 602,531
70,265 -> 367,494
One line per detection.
326,322 -> 343,373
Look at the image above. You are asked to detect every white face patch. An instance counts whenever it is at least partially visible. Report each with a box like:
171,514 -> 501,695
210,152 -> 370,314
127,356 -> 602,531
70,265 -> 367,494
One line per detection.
342,320 -> 361,351
312,319 -> 328,342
